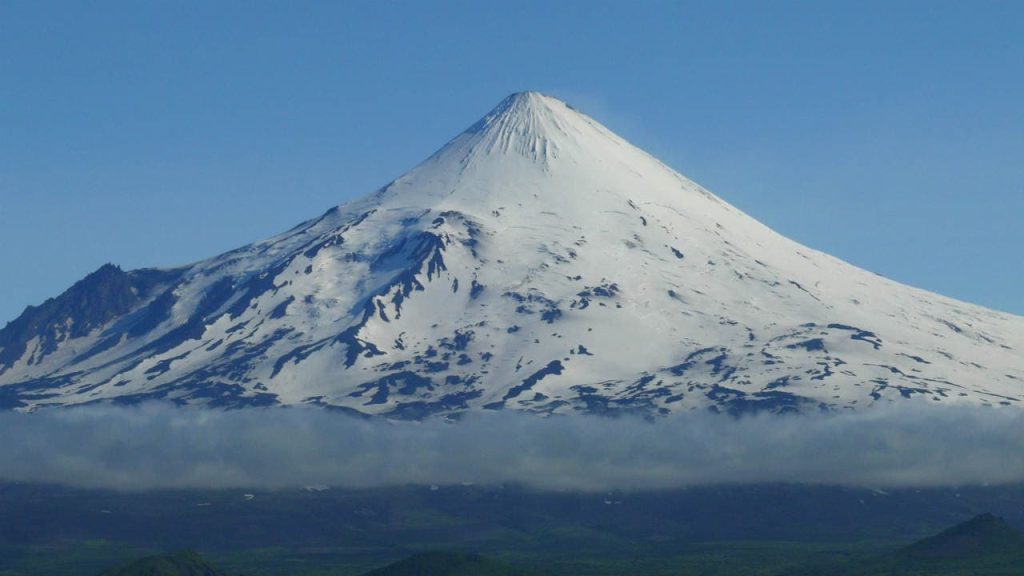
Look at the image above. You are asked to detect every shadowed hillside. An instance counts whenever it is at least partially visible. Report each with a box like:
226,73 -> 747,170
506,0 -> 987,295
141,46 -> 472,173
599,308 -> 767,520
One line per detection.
783,513 -> 1024,575
98,550 -> 225,576
361,552 -> 526,576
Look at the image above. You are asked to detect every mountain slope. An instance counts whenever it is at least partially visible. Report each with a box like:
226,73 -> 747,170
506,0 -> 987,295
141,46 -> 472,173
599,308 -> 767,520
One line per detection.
1,92 -> 1022,415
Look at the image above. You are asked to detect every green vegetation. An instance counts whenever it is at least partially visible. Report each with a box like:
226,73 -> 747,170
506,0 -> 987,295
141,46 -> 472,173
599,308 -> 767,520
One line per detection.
2,525 -> 1022,576
901,512 -> 1024,559
361,552 -> 524,576
98,550 -> 225,576
1,485 -> 1023,575
783,514 -> 1024,576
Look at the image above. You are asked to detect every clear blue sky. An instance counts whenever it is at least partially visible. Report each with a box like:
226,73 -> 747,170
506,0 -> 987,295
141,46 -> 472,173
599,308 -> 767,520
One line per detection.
2,0 -> 1022,324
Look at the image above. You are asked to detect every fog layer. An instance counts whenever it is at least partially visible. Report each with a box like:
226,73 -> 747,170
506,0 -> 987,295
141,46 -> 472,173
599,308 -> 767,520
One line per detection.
1,404 -> 1022,491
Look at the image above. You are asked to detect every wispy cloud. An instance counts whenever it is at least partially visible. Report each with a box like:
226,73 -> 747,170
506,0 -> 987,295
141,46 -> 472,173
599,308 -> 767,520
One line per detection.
1,404 -> 1022,491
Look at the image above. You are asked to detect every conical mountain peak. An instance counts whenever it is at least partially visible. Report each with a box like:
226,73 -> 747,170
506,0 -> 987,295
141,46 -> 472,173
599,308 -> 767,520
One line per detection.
456,91 -> 588,163
470,91 -> 572,133
1,92 -> 1022,416
379,90 -> 701,212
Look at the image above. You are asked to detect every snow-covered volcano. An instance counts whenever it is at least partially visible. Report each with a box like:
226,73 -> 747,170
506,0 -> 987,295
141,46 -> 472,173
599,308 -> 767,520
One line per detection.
2,92 -> 1022,416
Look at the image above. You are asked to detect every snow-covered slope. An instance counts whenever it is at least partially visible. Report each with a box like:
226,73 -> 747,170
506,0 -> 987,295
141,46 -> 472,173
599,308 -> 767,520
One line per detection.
2,92 -> 1022,416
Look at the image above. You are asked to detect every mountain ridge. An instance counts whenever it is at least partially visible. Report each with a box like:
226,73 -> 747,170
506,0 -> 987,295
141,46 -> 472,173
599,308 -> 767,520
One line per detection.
1,92 -> 1021,415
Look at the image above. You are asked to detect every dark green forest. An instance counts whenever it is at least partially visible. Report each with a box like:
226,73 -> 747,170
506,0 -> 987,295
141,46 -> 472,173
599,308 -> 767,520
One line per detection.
2,483 -> 1024,575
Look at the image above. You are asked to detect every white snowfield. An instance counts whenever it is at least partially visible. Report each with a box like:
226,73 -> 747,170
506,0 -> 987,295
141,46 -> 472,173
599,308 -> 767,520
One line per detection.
1,92 -> 1022,416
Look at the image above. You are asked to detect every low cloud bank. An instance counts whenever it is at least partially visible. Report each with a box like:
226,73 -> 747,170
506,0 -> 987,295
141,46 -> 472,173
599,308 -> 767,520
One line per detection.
1,404 -> 1022,491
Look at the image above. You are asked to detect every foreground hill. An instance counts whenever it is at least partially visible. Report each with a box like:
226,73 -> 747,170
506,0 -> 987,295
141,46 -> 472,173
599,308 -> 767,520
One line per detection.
98,550 -> 225,576
361,552 -> 525,576
784,513 -> 1024,575
1,92 -> 1022,416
